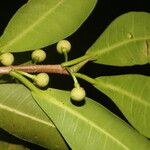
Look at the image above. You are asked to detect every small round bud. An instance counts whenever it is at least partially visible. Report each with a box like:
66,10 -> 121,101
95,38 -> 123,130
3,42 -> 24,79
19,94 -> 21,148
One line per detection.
70,87 -> 86,102
31,49 -> 46,63
0,52 -> 14,66
56,40 -> 71,54
34,73 -> 49,87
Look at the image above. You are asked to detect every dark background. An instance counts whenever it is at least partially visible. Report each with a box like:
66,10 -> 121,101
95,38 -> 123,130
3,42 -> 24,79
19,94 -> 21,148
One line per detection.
0,0 -> 150,149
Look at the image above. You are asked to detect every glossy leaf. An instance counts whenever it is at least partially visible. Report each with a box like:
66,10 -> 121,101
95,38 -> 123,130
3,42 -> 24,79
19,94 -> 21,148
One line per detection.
0,84 -> 69,150
86,12 -> 150,66
0,0 -> 97,53
94,75 -> 150,138
32,88 -> 150,150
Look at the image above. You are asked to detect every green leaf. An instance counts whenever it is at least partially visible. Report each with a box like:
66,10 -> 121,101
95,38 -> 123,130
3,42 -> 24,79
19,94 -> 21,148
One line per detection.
86,12 -> 150,66
0,140 -> 29,150
32,88 -> 150,150
0,0 -> 97,53
0,84 -> 69,150
94,75 -> 150,138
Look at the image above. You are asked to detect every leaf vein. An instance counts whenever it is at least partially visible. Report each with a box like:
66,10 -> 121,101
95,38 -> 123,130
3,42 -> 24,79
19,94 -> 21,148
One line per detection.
89,37 -> 150,59
42,92 -> 129,150
0,103 -> 54,127
1,0 -> 65,51
97,81 -> 149,107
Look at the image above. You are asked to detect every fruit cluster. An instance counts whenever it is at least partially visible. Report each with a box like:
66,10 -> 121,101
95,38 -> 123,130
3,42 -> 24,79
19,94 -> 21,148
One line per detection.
0,40 -> 86,102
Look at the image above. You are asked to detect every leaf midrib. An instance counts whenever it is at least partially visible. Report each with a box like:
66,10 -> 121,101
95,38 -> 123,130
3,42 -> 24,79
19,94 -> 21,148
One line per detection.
88,36 -> 150,59
1,0 -> 65,51
96,80 -> 150,107
39,91 -> 129,150
0,103 -> 54,128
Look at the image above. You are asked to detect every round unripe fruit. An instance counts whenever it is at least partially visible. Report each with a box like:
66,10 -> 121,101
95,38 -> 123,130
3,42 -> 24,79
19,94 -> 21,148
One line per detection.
56,40 -> 71,54
31,49 -> 46,63
34,73 -> 49,87
70,87 -> 86,102
0,52 -> 14,66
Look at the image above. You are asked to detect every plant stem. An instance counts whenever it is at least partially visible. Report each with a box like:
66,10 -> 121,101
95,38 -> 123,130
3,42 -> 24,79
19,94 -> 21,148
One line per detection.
9,71 -> 39,92
61,55 -> 92,67
69,59 -> 89,73
71,73 -> 80,88
16,70 -> 35,79
63,51 -> 68,62
74,73 -> 96,85
0,64 -> 69,75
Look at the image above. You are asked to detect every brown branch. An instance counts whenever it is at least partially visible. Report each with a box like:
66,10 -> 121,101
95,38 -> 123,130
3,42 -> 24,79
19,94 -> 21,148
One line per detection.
0,64 -> 69,75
